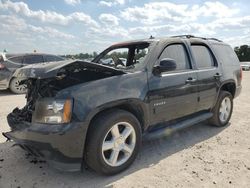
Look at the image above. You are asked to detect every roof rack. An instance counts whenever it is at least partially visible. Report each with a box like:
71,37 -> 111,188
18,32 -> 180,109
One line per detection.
171,35 -> 223,42
171,35 -> 195,39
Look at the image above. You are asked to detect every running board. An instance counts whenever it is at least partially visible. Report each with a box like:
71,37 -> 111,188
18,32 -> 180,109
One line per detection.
144,112 -> 213,140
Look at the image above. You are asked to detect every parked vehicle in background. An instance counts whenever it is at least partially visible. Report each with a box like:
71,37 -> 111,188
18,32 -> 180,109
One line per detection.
0,53 -> 64,94
4,35 -> 242,175
241,62 -> 250,71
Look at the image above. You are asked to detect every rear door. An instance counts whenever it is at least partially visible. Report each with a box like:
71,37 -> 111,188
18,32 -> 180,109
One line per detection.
148,43 -> 199,125
190,43 -> 221,111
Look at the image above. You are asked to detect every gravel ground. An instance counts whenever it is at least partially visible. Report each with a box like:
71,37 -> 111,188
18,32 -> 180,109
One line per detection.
0,72 -> 250,188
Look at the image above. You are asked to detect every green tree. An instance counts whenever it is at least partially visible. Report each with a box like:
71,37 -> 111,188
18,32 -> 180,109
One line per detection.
234,45 -> 250,62
93,51 -> 98,58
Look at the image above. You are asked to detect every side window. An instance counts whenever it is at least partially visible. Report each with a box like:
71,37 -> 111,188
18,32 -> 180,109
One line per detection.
191,45 -> 215,68
159,44 -> 191,71
212,44 -> 239,65
24,55 -> 44,64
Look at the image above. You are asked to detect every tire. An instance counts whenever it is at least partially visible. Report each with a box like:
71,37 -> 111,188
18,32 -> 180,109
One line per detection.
9,78 -> 27,94
84,109 -> 142,175
209,91 -> 233,127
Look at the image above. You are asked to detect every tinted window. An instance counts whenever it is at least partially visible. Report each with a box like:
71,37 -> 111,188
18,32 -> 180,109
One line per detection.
24,55 -> 44,64
191,45 -> 214,68
45,55 -> 64,62
8,56 -> 23,64
159,44 -> 190,70
212,44 -> 239,65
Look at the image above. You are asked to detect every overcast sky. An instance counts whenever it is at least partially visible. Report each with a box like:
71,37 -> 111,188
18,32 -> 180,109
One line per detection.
0,0 -> 250,54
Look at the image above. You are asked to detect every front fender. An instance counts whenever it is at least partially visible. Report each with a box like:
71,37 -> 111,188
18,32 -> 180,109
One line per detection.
56,71 -> 149,125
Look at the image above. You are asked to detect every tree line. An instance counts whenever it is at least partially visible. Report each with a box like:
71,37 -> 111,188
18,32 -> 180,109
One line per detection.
62,51 -> 99,60
62,45 -> 250,62
234,45 -> 250,62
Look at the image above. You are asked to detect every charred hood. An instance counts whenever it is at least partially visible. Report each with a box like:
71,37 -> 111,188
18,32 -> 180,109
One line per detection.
13,59 -> 125,79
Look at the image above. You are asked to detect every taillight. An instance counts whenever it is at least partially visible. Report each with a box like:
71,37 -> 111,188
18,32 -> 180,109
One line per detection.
0,63 -> 5,70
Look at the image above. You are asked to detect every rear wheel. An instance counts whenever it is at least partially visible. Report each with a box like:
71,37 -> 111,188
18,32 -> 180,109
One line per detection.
9,78 -> 27,94
85,110 -> 142,175
210,91 -> 233,127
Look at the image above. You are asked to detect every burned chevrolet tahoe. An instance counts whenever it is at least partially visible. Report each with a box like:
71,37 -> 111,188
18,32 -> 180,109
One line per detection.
4,36 -> 242,175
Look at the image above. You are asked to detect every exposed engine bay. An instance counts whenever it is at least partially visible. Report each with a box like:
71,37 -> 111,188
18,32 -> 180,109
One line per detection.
8,60 -> 125,128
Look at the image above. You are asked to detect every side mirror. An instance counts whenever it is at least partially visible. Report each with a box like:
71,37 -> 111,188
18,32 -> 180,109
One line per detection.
153,58 -> 177,75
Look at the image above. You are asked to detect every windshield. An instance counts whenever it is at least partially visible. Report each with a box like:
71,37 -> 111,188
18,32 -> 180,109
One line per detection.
93,42 -> 151,72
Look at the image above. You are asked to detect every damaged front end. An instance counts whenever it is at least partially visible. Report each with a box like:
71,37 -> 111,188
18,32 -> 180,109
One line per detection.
3,60 -> 125,171
8,60 -> 125,125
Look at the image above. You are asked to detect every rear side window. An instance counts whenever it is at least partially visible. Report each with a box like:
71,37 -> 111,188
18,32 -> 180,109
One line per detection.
8,56 -> 23,64
191,45 -> 215,68
212,44 -> 239,65
24,55 -> 44,64
44,55 -> 63,62
159,44 -> 191,70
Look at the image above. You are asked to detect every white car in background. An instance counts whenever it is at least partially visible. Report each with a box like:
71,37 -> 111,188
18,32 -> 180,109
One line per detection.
241,62 -> 250,71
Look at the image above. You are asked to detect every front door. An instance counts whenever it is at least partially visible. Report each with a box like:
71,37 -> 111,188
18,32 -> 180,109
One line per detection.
148,43 -> 199,125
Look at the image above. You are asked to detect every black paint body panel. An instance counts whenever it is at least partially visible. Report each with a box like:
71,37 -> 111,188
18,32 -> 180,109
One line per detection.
5,37 -> 242,171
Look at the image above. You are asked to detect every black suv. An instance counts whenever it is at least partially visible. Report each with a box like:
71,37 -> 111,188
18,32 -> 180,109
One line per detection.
0,53 -> 64,93
4,36 -> 242,175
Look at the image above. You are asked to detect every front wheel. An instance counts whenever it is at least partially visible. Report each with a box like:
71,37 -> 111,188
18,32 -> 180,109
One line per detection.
85,110 -> 142,175
210,91 -> 233,127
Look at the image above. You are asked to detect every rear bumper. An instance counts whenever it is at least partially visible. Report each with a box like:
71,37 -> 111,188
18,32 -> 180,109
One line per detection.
4,116 -> 88,171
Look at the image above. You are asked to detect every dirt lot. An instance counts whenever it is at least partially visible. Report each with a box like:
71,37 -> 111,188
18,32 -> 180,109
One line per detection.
0,72 -> 250,188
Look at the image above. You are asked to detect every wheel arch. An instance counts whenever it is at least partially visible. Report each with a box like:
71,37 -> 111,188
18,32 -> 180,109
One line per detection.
211,80 -> 236,110
219,80 -> 236,98
82,99 -> 148,160
86,99 -> 149,132
81,99 -> 148,169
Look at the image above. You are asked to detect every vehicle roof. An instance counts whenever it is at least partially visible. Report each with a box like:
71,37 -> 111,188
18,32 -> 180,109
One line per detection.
111,35 -> 228,47
111,38 -> 159,47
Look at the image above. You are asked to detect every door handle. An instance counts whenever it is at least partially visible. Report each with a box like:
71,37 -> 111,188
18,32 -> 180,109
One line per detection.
186,78 -> 197,84
214,73 -> 222,79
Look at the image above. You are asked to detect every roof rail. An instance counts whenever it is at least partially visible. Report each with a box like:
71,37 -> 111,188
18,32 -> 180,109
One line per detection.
171,35 -> 195,39
171,35 -> 223,42
205,38 -> 223,42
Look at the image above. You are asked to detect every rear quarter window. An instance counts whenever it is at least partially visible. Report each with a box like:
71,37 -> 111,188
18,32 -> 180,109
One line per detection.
212,44 -> 239,65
